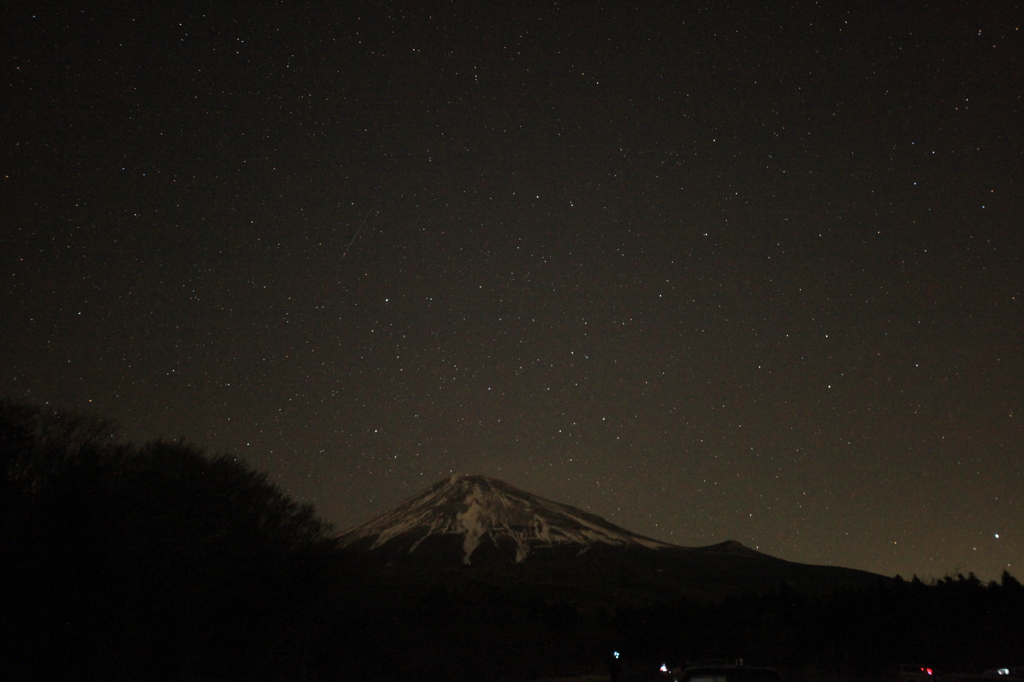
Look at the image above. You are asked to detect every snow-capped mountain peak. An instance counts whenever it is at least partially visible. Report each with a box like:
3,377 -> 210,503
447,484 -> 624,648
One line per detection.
337,474 -> 673,564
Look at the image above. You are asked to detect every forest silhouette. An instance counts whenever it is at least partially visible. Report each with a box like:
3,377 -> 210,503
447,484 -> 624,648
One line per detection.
1,400 -> 1021,681
0,400 -> 343,680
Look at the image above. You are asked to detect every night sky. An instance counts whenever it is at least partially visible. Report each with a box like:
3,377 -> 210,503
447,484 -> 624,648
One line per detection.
3,3 -> 1022,580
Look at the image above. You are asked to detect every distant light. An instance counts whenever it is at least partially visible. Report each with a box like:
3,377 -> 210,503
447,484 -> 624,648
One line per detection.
661,664 -> 669,673
613,651 -> 620,659
995,534 -> 1000,538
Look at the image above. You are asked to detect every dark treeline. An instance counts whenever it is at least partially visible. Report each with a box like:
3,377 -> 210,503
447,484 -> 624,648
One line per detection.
0,401 -> 347,681
311,569 -> 1024,681
605,573 -> 1024,679
2,400 -> 1022,681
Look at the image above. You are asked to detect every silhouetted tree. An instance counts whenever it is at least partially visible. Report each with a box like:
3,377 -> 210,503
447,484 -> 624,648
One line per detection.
0,401 -> 341,681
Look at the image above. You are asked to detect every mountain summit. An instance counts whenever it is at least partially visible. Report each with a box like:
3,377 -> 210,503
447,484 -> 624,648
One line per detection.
337,474 -> 673,564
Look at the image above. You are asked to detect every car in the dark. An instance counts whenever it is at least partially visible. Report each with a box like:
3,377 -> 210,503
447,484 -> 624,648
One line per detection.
678,665 -> 783,682
937,668 -> 1024,682
897,664 -> 937,682
658,662 -> 684,682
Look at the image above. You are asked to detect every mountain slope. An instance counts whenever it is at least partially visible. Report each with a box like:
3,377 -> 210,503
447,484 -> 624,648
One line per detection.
337,474 -> 887,600
337,474 -> 672,564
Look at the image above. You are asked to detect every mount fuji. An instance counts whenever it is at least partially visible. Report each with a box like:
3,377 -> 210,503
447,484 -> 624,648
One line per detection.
331,475 -> 892,675
337,474 -> 885,599
337,474 -> 677,565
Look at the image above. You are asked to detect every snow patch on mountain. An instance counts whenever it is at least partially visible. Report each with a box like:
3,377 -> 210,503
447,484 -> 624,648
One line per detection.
338,474 -> 674,564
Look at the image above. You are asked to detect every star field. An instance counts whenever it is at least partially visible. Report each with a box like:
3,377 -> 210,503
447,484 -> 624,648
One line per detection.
2,3 -> 1022,579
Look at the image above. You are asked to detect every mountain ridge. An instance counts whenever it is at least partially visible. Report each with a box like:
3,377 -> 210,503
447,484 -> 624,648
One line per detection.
337,474 -> 677,564
336,474 -> 887,600
339,474 -> 778,566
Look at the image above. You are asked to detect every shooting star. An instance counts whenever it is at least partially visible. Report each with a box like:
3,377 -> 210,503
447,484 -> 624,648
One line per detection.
340,206 -> 375,263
